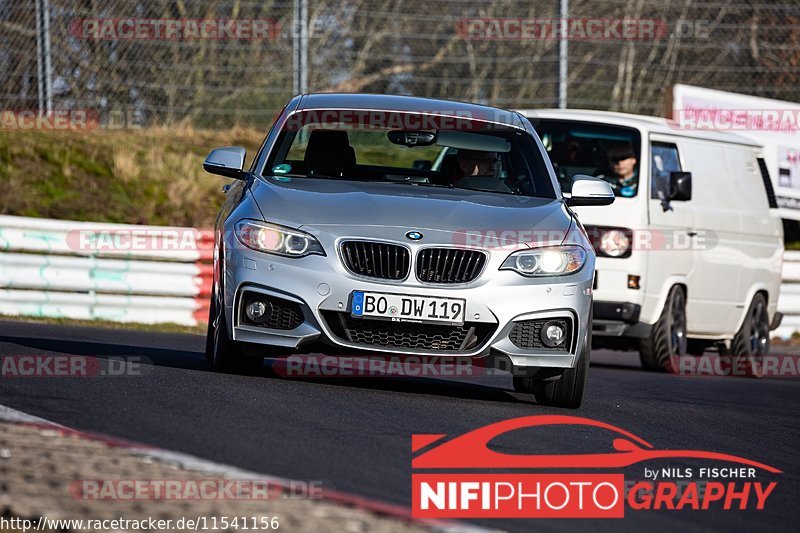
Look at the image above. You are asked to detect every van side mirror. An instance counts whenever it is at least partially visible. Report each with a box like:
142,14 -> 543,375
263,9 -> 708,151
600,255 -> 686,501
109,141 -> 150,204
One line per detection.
669,171 -> 692,201
203,146 -> 247,180
566,174 -> 616,207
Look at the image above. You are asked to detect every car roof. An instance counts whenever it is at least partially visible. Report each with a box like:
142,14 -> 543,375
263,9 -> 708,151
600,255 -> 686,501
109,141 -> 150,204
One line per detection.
297,93 -> 525,128
517,108 -> 762,147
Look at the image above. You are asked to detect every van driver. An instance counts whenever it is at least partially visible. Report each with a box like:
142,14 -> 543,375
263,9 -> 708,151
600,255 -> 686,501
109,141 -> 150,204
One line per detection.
599,143 -> 638,197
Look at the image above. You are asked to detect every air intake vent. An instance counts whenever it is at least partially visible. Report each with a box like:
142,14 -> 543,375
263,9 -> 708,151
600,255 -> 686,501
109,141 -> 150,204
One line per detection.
509,318 -> 571,350
240,292 -> 304,330
416,248 -> 487,284
340,241 -> 410,280
322,311 -> 496,353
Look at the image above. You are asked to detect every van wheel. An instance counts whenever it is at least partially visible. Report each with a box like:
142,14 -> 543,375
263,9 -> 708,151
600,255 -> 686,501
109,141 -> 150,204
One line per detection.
728,293 -> 769,378
639,286 -> 687,372
514,306 -> 592,409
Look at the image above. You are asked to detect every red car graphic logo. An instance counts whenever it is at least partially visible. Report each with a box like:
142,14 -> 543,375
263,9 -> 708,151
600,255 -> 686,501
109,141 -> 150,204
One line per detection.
412,415 -> 781,473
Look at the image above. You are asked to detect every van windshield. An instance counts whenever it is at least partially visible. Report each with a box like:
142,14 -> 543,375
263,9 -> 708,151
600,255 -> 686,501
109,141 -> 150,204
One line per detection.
533,119 -> 642,198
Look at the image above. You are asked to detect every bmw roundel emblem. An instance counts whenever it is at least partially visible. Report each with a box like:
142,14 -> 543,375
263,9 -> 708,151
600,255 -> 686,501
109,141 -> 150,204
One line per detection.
405,231 -> 423,241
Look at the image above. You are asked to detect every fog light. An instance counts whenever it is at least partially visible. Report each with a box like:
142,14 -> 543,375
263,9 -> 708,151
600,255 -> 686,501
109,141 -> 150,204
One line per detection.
541,321 -> 566,347
245,298 -> 272,324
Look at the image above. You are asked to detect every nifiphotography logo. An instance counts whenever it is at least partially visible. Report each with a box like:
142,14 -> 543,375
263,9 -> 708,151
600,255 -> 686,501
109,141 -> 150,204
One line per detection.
411,416 -> 780,519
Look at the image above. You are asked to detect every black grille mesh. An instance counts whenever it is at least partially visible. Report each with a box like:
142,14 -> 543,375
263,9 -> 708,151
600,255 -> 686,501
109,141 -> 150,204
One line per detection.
509,319 -> 571,350
322,312 -> 495,353
340,241 -> 410,280
416,248 -> 486,284
240,293 -> 304,330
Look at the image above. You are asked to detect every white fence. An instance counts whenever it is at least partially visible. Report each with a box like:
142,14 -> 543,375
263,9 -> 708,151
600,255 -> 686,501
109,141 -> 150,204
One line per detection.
1,214 -> 800,336
0,215 -> 211,327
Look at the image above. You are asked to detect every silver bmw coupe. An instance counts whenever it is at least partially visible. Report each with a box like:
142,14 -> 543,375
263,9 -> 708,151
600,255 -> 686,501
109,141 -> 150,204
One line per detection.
203,94 -> 614,407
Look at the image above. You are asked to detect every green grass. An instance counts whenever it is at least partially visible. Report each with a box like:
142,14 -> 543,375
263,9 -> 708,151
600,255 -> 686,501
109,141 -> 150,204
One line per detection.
0,127 -> 265,227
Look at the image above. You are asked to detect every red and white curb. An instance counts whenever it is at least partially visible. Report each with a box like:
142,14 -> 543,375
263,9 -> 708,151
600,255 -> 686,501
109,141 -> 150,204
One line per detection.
0,403 -> 488,533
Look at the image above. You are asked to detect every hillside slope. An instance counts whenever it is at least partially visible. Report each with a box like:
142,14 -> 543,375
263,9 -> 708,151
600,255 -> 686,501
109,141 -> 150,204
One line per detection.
0,128 -> 264,227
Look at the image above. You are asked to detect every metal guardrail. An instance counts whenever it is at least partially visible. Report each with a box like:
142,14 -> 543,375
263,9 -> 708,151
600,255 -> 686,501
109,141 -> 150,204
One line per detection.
1,214 -> 799,336
0,215 -> 211,326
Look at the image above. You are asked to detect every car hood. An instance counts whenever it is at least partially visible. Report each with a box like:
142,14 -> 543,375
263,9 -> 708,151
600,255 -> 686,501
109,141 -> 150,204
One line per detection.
249,177 -> 573,248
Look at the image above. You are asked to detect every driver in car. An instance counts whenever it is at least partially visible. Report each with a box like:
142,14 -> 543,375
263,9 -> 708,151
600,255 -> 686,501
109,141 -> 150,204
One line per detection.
453,149 -> 511,192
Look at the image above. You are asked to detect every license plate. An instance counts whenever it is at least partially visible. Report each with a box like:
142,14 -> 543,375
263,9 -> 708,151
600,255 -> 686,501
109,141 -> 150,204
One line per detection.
350,291 -> 466,325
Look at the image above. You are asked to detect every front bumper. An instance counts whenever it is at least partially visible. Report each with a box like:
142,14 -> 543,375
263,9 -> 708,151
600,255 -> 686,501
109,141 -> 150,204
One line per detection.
591,301 -> 654,339
224,241 -> 594,369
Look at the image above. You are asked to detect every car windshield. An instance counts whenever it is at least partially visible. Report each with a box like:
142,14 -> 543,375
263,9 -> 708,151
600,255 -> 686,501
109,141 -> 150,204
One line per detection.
264,110 -> 556,199
534,119 -> 642,198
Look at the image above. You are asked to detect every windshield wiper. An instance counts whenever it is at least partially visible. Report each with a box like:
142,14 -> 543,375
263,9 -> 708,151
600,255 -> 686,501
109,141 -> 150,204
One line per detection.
270,173 -> 358,181
453,186 -> 518,195
382,180 -> 453,188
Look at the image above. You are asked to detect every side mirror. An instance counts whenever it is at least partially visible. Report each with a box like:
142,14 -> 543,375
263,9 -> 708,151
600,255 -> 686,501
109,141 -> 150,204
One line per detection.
412,159 -> 433,171
203,146 -> 247,180
669,171 -> 692,201
566,174 -> 615,207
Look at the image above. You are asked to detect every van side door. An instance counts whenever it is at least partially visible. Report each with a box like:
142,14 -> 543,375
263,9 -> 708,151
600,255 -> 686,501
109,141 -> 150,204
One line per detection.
646,137 -> 697,329
676,139 -> 746,334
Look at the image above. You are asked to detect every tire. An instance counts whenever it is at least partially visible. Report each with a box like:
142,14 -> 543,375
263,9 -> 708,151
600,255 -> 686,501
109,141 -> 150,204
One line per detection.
728,293 -> 769,378
513,306 -> 592,409
639,286 -> 687,373
205,264 -> 263,375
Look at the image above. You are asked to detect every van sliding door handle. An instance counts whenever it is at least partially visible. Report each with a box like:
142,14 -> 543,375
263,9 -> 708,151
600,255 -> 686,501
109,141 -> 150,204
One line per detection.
687,231 -> 698,237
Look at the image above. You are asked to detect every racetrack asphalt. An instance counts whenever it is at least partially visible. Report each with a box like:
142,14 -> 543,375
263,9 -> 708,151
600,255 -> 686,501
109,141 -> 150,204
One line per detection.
0,319 -> 797,532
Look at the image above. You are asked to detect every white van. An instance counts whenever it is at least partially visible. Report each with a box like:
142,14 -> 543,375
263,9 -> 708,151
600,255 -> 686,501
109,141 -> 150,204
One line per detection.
518,109 -> 784,373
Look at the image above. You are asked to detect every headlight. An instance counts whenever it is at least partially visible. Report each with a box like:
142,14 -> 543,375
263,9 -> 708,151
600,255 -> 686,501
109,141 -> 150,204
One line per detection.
586,226 -> 632,258
500,245 -> 587,277
234,220 -> 325,257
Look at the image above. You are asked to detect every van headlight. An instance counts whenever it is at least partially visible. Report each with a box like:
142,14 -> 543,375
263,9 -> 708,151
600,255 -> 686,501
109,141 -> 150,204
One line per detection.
585,226 -> 633,258
235,220 -> 325,257
500,245 -> 587,277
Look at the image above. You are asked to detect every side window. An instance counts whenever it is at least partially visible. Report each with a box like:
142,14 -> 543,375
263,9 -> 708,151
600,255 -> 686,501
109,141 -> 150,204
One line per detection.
650,142 -> 682,200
